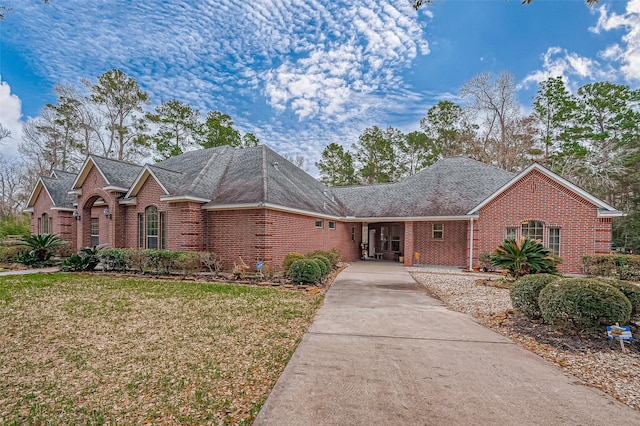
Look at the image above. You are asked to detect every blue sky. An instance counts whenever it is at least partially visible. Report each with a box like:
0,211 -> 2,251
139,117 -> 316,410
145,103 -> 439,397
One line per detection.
1,0 -> 639,174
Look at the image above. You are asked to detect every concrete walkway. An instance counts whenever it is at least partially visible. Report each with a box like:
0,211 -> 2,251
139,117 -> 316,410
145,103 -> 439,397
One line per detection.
255,262 -> 640,425
0,267 -> 59,276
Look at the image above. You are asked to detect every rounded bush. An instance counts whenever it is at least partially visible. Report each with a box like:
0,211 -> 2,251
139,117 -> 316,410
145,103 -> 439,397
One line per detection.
310,255 -> 330,275
283,252 -> 305,274
538,278 -> 632,335
510,274 -> 560,319
288,259 -> 322,284
597,278 -> 640,320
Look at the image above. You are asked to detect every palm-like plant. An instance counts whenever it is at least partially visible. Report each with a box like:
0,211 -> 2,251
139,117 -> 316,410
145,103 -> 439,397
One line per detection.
490,237 -> 560,278
20,234 -> 65,262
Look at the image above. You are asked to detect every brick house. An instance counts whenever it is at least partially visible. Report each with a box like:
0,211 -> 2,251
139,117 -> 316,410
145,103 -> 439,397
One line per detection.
26,145 -> 622,273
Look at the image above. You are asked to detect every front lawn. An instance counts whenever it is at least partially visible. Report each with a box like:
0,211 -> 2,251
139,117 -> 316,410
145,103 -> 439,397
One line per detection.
0,274 -> 322,424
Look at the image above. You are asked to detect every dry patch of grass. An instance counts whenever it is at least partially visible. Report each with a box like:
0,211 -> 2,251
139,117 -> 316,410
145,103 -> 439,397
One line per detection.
0,273 -> 323,425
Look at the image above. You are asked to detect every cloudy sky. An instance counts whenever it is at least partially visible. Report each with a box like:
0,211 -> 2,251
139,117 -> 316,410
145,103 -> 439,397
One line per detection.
1,0 -> 639,174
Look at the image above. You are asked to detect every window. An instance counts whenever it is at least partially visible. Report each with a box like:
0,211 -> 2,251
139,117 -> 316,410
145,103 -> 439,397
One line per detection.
548,227 -> 560,255
391,225 -> 401,252
433,223 -> 444,239
351,227 -> 356,241
160,211 -> 167,250
137,213 -> 144,248
146,206 -> 158,249
521,220 -> 544,242
315,219 -> 323,228
90,218 -> 99,246
506,227 -> 517,240
41,213 -> 50,234
328,221 -> 336,230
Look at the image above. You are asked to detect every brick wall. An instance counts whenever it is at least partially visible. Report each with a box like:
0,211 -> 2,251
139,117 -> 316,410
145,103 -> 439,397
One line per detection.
76,166 -> 122,248
205,209 -> 361,270
412,220 -> 468,267
475,169 -> 608,273
30,189 -> 76,251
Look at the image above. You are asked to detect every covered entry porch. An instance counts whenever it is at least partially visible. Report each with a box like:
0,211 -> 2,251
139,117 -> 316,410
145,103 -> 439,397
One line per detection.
360,222 -> 405,262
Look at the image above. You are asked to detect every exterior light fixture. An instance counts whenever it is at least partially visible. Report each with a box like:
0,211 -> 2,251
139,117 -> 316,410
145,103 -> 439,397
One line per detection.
103,207 -> 112,219
72,209 -> 81,221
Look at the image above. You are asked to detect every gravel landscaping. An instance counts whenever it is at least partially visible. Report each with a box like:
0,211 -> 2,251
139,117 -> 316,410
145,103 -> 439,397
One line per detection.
409,267 -> 640,412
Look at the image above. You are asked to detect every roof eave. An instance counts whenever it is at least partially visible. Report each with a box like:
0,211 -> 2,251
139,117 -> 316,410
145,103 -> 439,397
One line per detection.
160,195 -> 211,203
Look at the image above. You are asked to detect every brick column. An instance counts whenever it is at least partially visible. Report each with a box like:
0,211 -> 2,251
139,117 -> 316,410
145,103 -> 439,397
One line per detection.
404,221 -> 414,266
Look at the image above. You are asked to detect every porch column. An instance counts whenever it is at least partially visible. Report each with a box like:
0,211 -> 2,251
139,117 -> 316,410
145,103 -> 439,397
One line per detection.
404,221 -> 414,267
469,217 -> 474,271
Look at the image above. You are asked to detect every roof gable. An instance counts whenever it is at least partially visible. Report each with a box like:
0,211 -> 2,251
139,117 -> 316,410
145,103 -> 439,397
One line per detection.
27,171 -> 76,210
468,163 -> 623,217
72,155 -> 143,192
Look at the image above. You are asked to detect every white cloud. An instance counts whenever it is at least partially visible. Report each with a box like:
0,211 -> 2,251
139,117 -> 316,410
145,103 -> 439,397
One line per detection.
521,47 -> 609,87
2,0 -> 432,175
590,0 -> 640,81
0,78 -> 23,159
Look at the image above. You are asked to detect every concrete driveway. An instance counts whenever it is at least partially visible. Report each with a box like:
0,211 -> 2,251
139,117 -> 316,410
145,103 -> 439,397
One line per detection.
255,262 -> 640,425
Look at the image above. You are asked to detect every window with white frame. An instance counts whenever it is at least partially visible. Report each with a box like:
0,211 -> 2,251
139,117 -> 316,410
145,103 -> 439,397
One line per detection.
315,219 -> 323,228
90,218 -> 99,246
328,221 -> 336,229
146,206 -> 159,249
505,227 -> 517,240
433,223 -> 444,239
521,220 -> 544,242
548,227 -> 560,255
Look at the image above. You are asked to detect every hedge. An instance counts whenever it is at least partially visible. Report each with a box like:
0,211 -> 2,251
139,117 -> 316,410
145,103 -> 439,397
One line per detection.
582,254 -> 640,281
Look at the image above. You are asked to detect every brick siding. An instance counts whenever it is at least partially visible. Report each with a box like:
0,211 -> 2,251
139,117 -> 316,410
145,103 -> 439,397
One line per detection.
475,170 -> 610,274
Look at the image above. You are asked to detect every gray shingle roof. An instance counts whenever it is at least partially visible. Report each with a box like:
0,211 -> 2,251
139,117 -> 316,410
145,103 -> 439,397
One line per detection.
41,170 -> 76,209
91,155 -> 144,189
72,148 -> 518,219
332,157 -> 515,217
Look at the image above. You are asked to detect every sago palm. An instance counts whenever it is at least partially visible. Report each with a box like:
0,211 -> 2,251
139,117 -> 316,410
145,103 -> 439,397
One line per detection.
490,236 -> 559,278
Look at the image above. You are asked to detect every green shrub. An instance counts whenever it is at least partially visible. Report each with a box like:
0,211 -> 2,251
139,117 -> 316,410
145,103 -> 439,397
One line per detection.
0,246 -> 26,263
0,215 -> 30,239
61,246 -> 100,272
309,255 -> 330,275
597,278 -> 640,320
491,237 -> 560,278
288,259 -> 322,284
15,250 -> 39,267
19,234 -> 66,263
99,248 -> 128,271
538,278 -> 632,335
145,250 -> 179,274
283,252 -> 305,274
478,252 -> 493,271
510,274 -> 560,319
582,254 -> 640,281
124,248 -> 147,273
175,252 -> 201,275
306,250 -> 337,268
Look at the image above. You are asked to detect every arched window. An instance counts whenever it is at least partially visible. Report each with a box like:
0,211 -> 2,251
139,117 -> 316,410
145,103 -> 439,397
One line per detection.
40,213 -> 51,234
146,206 -> 158,249
521,220 -> 544,242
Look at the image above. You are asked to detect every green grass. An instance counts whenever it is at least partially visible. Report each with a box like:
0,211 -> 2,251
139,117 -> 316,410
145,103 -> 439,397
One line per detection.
0,273 -> 323,425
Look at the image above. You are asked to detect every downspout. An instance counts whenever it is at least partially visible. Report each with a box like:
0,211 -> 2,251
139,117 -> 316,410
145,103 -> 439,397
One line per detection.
469,217 -> 474,271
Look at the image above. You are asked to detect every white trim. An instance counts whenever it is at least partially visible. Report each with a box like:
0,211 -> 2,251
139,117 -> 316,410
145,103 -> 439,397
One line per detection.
23,207 -> 34,213
26,179 -> 46,208
68,189 -> 82,196
469,217 -> 474,271
160,195 -> 211,203
71,156 -> 110,190
50,207 -> 75,212
204,201 -> 480,222
598,210 -> 625,218
102,185 -> 128,193
468,163 -> 622,215
126,167 -> 171,198
119,197 -> 138,205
